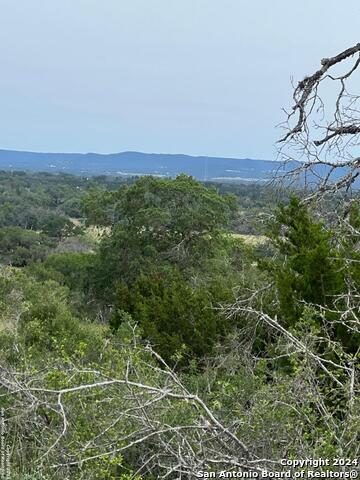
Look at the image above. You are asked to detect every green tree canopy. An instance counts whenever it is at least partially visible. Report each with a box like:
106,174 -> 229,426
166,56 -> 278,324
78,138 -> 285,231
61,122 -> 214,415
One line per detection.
86,175 -> 238,295
267,197 -> 343,324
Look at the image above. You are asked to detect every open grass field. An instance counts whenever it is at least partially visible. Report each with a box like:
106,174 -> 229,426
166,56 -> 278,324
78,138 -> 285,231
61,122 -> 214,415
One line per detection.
230,233 -> 267,245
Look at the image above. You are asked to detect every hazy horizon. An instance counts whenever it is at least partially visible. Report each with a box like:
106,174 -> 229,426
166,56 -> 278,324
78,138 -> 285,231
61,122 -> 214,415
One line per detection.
1,1 -> 360,159
0,146 -> 273,161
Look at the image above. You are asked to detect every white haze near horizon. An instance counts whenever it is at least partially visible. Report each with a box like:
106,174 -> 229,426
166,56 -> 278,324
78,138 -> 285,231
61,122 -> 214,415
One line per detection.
0,0 -> 359,160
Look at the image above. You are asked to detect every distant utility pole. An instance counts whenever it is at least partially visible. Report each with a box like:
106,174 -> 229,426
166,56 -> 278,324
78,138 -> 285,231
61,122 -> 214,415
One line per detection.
204,157 -> 208,181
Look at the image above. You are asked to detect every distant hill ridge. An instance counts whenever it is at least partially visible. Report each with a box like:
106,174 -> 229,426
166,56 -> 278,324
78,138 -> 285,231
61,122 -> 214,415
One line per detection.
1,149 -> 357,186
0,149 -> 280,182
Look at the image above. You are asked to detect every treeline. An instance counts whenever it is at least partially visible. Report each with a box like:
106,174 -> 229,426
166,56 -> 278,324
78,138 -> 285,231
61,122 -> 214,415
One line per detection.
0,170 -> 132,228
0,171 -> 277,268
0,172 -> 359,479
0,170 -> 276,229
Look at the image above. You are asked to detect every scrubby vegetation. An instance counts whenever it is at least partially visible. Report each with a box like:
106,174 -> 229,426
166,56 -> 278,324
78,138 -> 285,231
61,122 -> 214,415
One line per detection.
0,169 -> 359,479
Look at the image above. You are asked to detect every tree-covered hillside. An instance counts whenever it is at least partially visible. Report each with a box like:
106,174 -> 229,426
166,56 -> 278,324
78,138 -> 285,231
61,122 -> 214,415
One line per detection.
0,168 -> 358,479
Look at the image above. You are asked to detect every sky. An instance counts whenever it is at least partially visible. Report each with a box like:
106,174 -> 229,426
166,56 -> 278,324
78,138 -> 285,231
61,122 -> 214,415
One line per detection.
0,0 -> 360,159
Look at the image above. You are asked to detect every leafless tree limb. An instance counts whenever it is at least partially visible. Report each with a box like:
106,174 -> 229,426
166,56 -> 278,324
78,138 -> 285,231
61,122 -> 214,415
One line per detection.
278,43 -> 360,197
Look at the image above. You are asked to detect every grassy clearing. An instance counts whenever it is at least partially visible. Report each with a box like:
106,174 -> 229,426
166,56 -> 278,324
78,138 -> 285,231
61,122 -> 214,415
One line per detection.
230,233 -> 267,245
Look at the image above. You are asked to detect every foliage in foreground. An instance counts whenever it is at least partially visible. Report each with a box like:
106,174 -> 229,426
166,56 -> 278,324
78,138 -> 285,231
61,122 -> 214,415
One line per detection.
0,175 -> 359,479
1,267 -> 358,479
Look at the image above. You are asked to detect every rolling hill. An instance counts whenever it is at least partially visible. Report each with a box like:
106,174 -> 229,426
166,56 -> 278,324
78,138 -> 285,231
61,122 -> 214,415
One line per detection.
0,149 -> 357,186
0,150 -> 280,182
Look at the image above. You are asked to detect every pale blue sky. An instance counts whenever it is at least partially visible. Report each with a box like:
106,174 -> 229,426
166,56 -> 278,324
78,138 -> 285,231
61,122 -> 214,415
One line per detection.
0,0 -> 359,158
